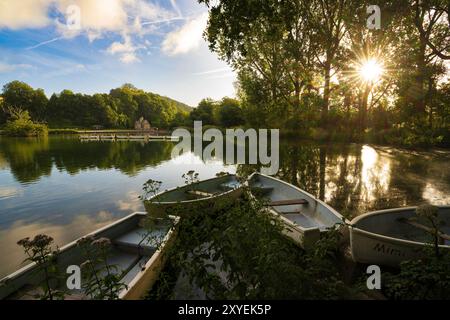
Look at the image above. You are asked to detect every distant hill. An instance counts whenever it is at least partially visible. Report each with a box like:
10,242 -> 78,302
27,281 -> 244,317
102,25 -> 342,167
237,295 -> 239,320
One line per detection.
0,81 -> 194,129
161,96 -> 193,113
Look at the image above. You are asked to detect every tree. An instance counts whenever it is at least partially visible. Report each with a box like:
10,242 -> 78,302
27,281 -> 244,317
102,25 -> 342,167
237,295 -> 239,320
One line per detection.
190,98 -> 217,125
2,81 -> 48,121
3,107 -> 48,137
170,112 -> 190,128
110,86 -> 139,127
0,96 -> 6,125
218,97 -> 244,127
200,0 -> 295,127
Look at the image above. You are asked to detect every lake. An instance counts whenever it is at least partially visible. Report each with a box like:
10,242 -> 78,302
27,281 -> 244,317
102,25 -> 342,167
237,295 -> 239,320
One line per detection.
0,136 -> 449,278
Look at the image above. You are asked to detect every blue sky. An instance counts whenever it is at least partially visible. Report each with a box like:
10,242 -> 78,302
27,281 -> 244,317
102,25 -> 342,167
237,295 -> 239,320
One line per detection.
0,0 -> 236,106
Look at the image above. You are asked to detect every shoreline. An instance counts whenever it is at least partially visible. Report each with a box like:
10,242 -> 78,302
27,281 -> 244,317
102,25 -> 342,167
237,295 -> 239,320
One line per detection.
1,127 -> 449,151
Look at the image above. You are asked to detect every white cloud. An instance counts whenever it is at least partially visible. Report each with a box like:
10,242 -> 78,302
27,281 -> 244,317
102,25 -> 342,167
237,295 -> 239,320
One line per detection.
129,0 -> 175,23
0,0 -> 207,63
120,53 -> 140,63
0,0 -> 52,29
55,0 -> 176,37
0,187 -> 23,199
117,191 -> 142,211
55,0 -> 177,63
0,62 -> 33,73
57,0 -> 128,33
107,34 -> 143,64
162,13 -> 208,56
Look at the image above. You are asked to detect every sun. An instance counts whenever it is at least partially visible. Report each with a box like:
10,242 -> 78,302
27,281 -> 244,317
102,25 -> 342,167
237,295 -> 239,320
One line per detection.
359,59 -> 384,83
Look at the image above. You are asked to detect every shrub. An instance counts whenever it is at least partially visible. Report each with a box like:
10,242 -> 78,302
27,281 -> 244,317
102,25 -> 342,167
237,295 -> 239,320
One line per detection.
3,109 -> 48,137
148,191 -> 355,300
382,250 -> 450,300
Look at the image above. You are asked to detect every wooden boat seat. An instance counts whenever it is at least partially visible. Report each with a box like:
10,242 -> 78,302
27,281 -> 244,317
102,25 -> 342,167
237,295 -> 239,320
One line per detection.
268,199 -> 308,206
114,227 -> 163,255
104,249 -> 141,274
185,190 -> 213,198
282,213 -> 325,230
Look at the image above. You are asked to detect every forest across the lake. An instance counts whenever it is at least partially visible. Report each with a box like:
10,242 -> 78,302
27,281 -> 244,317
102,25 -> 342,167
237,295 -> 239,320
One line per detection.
1,1 -> 449,148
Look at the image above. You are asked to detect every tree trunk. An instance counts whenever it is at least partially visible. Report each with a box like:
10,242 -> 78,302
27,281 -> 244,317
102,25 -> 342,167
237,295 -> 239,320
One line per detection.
319,147 -> 326,201
322,58 -> 331,125
294,78 -> 301,111
428,77 -> 434,129
415,35 -> 427,114
359,84 -> 371,131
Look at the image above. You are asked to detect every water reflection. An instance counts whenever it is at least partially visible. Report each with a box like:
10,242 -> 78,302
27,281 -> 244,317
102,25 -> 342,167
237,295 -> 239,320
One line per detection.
0,136 -> 449,277
0,137 -> 175,184
0,210 -> 118,276
259,141 -> 450,217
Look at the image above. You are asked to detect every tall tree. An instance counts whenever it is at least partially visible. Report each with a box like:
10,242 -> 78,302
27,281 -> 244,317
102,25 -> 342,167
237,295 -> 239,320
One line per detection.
2,81 -> 48,121
302,0 -> 356,123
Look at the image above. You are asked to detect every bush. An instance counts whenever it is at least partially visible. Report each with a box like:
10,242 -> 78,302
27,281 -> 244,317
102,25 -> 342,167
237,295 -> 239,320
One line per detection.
148,192 -> 355,300
383,249 -> 450,300
3,109 -> 48,137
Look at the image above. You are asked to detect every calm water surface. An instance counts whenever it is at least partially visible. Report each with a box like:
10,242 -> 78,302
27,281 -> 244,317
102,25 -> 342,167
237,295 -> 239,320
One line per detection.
0,136 -> 449,277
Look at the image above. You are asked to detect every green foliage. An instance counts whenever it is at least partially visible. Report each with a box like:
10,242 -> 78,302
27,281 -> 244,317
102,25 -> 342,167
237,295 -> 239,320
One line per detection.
218,97 -> 245,127
140,179 -> 162,200
150,192 -> 354,300
190,98 -> 218,125
380,204 -> 450,300
17,235 -> 65,300
1,81 -> 191,130
182,170 -> 200,185
77,236 -> 128,300
170,111 -> 190,128
189,97 -> 245,128
383,249 -> 450,300
197,0 -> 450,148
3,108 -> 48,137
2,81 -> 48,121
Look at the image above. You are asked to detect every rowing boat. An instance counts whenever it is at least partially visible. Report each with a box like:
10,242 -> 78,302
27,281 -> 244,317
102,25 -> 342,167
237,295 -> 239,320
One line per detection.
144,174 -> 243,217
248,173 -> 344,249
350,206 -> 450,267
0,212 -> 179,300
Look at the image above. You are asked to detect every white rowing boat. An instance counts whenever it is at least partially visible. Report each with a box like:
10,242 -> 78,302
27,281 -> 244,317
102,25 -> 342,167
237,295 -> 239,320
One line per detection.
248,173 -> 344,249
350,206 -> 450,267
144,174 -> 243,217
0,212 -> 179,300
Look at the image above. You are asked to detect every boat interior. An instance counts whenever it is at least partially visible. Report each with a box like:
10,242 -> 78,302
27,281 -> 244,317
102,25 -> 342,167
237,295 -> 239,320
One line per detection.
354,207 -> 450,245
2,215 -> 172,300
154,175 -> 241,202
249,174 -> 342,231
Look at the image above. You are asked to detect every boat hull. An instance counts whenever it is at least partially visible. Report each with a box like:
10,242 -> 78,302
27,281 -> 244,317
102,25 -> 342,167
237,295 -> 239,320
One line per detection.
0,213 -> 179,300
144,174 -> 243,217
350,227 -> 426,267
248,173 -> 345,250
350,206 -> 450,267
119,226 -> 177,300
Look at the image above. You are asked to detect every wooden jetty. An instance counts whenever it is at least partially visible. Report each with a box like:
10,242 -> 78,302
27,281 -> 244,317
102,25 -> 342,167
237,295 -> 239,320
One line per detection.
78,130 -> 179,142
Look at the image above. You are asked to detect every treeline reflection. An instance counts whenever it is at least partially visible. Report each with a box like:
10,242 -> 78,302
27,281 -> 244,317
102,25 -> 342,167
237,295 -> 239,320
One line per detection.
0,137 -> 448,217
0,137 -> 174,184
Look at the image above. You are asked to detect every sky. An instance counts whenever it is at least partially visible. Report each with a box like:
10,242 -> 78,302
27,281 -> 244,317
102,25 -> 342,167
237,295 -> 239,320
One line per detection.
0,0 -> 237,106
